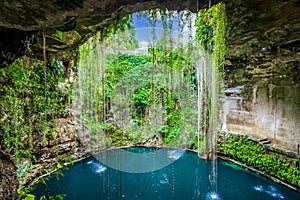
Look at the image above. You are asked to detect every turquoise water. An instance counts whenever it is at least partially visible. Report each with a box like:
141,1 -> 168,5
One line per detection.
32,147 -> 300,200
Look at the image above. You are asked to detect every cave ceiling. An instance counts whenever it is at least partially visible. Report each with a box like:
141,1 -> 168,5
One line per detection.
0,0 -> 299,71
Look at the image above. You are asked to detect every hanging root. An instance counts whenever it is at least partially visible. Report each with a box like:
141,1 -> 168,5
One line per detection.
42,30 -> 47,97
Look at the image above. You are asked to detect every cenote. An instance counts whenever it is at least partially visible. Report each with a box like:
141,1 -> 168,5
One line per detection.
1,0 -> 300,199
32,147 -> 300,200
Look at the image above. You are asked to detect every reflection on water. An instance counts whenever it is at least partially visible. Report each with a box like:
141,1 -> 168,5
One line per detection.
87,160 -> 106,174
254,185 -> 285,199
167,149 -> 183,160
158,174 -> 169,185
206,192 -> 221,200
32,147 -> 300,200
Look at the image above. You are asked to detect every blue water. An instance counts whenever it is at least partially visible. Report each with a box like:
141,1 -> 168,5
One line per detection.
32,147 -> 300,200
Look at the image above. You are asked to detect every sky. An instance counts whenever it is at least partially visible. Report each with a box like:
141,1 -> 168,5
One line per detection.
130,11 -> 196,44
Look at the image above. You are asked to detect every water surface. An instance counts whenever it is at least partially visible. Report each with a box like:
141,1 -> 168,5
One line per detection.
32,147 -> 300,200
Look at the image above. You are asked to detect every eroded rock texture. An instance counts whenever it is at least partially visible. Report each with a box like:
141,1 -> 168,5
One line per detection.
222,0 -> 300,151
0,0 -> 203,67
0,27 -> 37,67
0,150 -> 17,198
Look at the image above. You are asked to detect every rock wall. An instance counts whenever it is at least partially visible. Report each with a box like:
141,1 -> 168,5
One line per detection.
0,57 -> 86,198
222,0 -> 300,152
25,118 -> 88,185
222,84 -> 300,151
0,150 -> 17,198
0,0 -> 204,67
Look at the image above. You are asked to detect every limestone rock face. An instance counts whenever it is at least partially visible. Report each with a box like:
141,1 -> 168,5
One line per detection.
0,0 -> 299,68
0,150 -> 17,198
226,0 -> 300,86
222,0 -> 300,151
0,0 -> 200,30
0,27 -> 37,67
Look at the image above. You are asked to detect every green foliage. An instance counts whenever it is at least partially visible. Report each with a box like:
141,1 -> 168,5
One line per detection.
105,54 -> 150,98
18,187 -> 66,200
46,194 -> 66,200
195,3 -> 226,70
106,29 -> 139,50
18,187 -> 33,199
195,9 -> 213,52
77,39 -> 197,146
55,30 -> 63,40
100,14 -> 134,39
218,133 -> 300,187
104,52 -> 195,145
103,124 -> 134,147
131,85 -> 152,124
0,57 -> 71,184
50,58 -> 64,75
76,10 -> 200,148
195,3 -> 226,155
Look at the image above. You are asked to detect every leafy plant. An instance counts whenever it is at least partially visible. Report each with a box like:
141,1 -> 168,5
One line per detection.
195,3 -> 226,71
0,57 -> 72,185
17,187 -> 34,200
218,133 -> 300,187
55,30 -> 63,40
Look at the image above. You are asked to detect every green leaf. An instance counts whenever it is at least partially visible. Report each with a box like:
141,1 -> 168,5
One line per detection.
17,188 -> 26,196
56,194 -> 66,200
56,30 -> 63,40
24,194 -> 36,200
40,177 -> 46,185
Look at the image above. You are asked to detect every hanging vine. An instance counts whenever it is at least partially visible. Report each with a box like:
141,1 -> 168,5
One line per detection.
195,3 -> 226,71
195,2 -> 226,142
195,3 -> 226,197
194,2 -> 227,158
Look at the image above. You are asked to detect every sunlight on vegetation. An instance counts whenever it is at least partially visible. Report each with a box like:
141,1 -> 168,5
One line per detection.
0,57 -> 75,199
218,133 -> 300,187
1,2 -> 299,199
0,58 -> 70,181
73,9 -> 202,151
